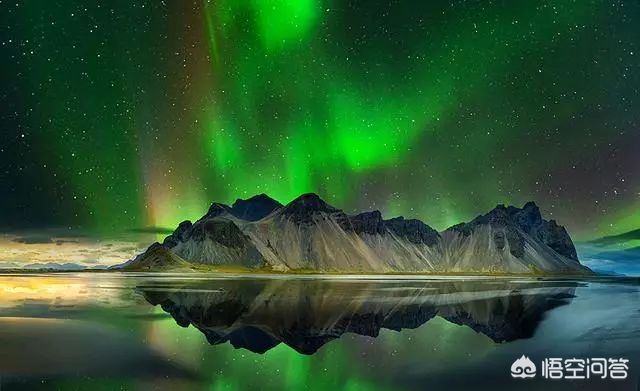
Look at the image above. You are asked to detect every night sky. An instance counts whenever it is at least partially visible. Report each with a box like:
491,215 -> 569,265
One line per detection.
1,0 -> 639,240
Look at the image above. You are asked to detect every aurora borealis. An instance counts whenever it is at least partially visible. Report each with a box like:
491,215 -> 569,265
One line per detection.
2,0 -> 639,239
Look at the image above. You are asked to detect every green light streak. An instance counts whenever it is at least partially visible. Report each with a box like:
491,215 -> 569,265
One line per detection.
203,0 -> 220,64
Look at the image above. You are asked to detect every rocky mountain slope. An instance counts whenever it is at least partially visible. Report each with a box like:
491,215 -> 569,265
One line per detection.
121,193 -> 590,274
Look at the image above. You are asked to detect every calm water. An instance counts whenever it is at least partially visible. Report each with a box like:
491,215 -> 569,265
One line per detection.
0,273 -> 638,390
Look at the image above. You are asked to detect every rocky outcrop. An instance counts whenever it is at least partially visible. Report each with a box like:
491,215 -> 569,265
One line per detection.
348,211 -> 385,235
123,193 -> 590,274
163,220 -> 193,248
537,220 -> 578,260
384,216 -> 440,246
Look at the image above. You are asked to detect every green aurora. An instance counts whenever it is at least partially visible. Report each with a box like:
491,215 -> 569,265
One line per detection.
2,0 -> 639,239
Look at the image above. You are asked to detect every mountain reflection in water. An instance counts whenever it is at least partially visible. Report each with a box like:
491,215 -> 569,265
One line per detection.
0,274 -> 638,390
137,278 -> 578,355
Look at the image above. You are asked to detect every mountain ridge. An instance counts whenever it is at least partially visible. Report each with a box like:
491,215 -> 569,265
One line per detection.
122,193 -> 590,274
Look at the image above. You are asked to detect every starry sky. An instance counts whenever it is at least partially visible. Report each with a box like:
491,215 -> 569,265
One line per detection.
1,0 -> 639,241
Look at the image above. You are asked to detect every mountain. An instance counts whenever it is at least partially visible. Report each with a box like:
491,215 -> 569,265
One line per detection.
122,193 -> 590,274
441,202 -> 581,273
138,278 -> 577,354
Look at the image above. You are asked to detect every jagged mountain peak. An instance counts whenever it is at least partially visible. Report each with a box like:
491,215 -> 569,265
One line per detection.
204,202 -> 231,219
384,216 -> 440,246
445,201 -> 577,262
232,193 -> 278,207
465,201 -> 543,227
356,210 -> 383,219
487,201 -> 539,212
349,210 -> 385,235
201,195 -> 283,222
281,193 -> 339,215
230,193 -> 283,221
522,200 -> 540,210
163,220 -> 193,248
511,201 -> 543,232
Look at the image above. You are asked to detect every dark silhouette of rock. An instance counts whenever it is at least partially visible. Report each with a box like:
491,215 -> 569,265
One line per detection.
439,290 -> 576,342
163,220 -> 193,248
203,202 -> 232,220
385,216 -> 440,246
537,220 -> 578,260
346,211 -> 440,246
348,211 -> 385,235
193,218 -> 249,248
230,193 -> 282,221
199,195 -> 282,222
280,193 -> 341,224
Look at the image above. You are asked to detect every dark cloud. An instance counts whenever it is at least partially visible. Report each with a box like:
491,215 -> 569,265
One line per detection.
12,235 -> 54,244
55,239 -> 79,245
9,229 -> 85,245
11,236 -> 80,245
587,229 -> 640,247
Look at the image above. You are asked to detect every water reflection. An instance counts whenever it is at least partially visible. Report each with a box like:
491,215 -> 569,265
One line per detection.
137,278 -> 578,355
0,274 -> 638,390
